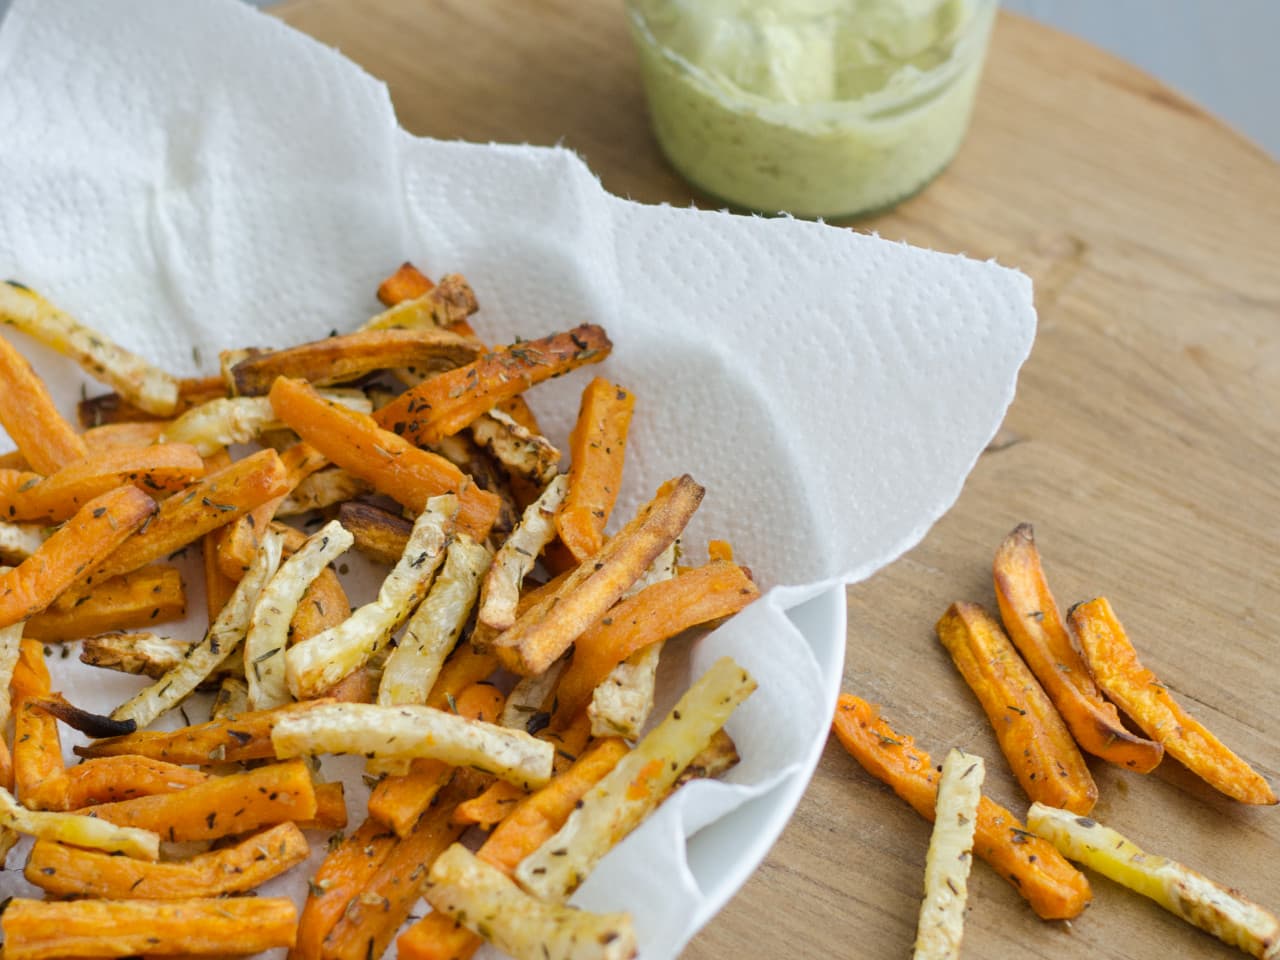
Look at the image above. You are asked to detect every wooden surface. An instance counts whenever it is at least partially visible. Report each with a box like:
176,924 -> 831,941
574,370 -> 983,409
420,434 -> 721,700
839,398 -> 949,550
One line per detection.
278,3 -> 1280,957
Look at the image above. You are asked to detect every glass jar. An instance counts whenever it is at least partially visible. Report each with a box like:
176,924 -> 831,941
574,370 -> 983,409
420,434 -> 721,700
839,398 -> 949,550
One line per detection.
625,0 -> 997,220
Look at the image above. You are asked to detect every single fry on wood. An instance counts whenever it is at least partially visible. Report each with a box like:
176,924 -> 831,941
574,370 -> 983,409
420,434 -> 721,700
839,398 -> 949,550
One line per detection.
0,786 -> 159,860
913,750 -> 984,960
479,474 -> 568,632
557,376 -> 636,562
936,601 -> 1098,815
1069,597 -> 1277,805
27,565 -> 186,642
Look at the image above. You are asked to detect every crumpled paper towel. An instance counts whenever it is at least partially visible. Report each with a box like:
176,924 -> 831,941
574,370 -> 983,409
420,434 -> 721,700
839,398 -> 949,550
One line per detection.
0,0 -> 1035,957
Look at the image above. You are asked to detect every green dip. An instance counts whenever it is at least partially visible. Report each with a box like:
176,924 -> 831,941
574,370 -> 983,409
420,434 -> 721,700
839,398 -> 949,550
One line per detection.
627,0 -> 996,219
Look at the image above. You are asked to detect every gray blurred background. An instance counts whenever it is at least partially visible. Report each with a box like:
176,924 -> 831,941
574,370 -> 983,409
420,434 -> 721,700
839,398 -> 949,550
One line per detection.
0,0 -> 1274,158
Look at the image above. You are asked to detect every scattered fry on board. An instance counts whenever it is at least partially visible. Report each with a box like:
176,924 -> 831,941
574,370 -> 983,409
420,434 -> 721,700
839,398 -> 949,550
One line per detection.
913,749 -> 984,960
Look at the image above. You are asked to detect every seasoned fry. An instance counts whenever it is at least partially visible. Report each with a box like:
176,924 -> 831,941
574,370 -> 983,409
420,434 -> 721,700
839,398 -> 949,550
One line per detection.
269,376 -> 500,540
0,896 -> 297,960
80,759 -> 318,842
936,602 -> 1098,815
0,615 -> 22,729
211,675 -> 250,719
470,408 -> 561,486
11,639 -> 66,808
335,501 -> 408,566
501,658 -> 567,733
0,786 -> 159,860
913,750 -> 983,960
273,701 -> 553,790
303,780 -> 350,831
285,495 -> 455,698
0,444 -> 205,522
61,755 -> 208,807
426,844 -> 638,960
479,474 -> 568,631
0,280 -> 180,415
276,467 -> 370,517
0,519 -> 46,563
76,376 -> 225,429
377,261 -> 435,305
28,566 -> 186,642
0,487 -> 155,629
831,694 -> 1092,920
496,476 -> 705,676
378,534 -> 491,707
675,728 -> 741,788
1069,597 -> 1277,805
1028,803 -> 1280,959
111,530 -> 283,727
28,693 -> 136,739
994,524 -> 1163,772
0,330 -> 88,474
161,391 -> 371,456
557,377 -> 635,562
25,820 -> 309,899
516,657 -> 755,900
433,431 -> 520,533
79,631 -> 215,683
90,448 -> 289,581
362,272 -> 478,332
245,519 -> 353,710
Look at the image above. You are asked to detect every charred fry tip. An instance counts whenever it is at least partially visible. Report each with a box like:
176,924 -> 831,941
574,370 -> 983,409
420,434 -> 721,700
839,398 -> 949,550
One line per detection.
30,694 -> 139,738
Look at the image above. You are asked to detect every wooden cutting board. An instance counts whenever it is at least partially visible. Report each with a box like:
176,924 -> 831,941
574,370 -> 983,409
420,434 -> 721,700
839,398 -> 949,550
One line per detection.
277,2 -> 1280,957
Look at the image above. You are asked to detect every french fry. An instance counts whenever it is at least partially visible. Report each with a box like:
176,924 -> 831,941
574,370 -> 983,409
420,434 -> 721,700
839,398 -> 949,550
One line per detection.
27,565 -> 186,642
0,612 -> 21,729
76,375 -> 225,429
83,418 -> 170,453
11,639 -> 67,809
496,476 -> 705,676
377,261 -> 435,305
111,530 -> 282,727
469,408 -> 561,486
303,780 -> 350,832
0,444 -> 205,522
831,694 -> 1092,920
211,675 -> 250,719
994,524 -> 1163,772
0,896 -> 297,960
89,448 -> 289,581
204,530 -> 237,623
61,755 -> 208,807
516,657 -> 755,901
0,519 -> 46,563
501,658 -> 567,733
0,487 -> 155,629
0,329 -> 88,474
276,467 -> 370,517
269,376 -> 500,540
293,555 -> 353,646
557,377 -> 635,562
79,759 -> 318,843
936,602 -> 1098,815
1028,803 -> 1280,959
25,820 -> 309,899
913,750 -> 983,960
285,495 -> 455,698
245,519 -> 353,710
0,786 -> 159,860
374,324 -> 612,445
378,535 -> 491,707
0,280 -> 180,416
555,560 -> 757,723
28,693 -> 138,738
425,844 -> 638,960
79,631 -> 220,684
337,499 -> 412,565
675,728 -> 741,788
1069,597 -> 1277,805
161,391 -> 371,456
432,431 -> 519,534
361,272 -> 478,332
479,475 -> 568,632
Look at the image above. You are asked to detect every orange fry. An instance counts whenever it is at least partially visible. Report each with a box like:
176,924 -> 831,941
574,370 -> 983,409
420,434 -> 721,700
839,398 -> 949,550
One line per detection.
11,639 -> 66,809
0,331 -> 87,474
1069,597 -> 1277,805
377,261 -> 435,306
82,419 -> 169,454
61,755 -> 208,808
556,377 -> 635,562
936,601 -> 1098,815
23,565 -> 185,642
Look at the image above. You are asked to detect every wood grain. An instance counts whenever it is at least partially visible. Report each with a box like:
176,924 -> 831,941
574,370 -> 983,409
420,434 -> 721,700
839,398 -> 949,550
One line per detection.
278,3 -> 1280,957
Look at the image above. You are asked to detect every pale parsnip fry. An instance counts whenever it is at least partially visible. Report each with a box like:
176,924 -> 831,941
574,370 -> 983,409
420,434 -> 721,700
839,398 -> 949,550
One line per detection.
0,786 -> 159,860
425,843 -> 638,960
516,657 -> 756,900
80,632 -> 234,684
244,519 -> 353,710
160,391 -> 371,456
0,520 -> 45,563
479,474 -> 568,632
470,408 -> 562,486
502,658 -> 567,732
272,702 -> 554,789
211,675 -> 249,720
0,612 -> 21,728
378,534 -> 491,707
360,273 -> 478,331
674,728 -> 741,788
0,280 -> 179,415
275,467 -> 371,517
111,530 -> 283,727
286,495 -> 456,698
1028,803 -> 1280,959
914,750 -> 984,960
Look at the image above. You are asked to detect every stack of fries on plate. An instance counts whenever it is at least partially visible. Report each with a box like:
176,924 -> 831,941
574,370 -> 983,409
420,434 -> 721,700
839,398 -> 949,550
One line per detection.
0,263 -> 762,960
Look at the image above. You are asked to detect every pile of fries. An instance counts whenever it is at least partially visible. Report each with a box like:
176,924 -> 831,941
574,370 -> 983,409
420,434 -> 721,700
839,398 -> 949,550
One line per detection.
0,264 -> 763,960
834,524 -> 1279,960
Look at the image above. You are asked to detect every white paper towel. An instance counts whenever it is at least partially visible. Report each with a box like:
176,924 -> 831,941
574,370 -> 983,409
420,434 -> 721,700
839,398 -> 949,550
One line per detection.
0,1 -> 1036,957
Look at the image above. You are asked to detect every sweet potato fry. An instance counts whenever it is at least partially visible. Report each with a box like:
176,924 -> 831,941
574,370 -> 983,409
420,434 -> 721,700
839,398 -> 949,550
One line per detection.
1069,597 -> 1277,805
555,560 -> 758,722
0,787 -> 159,860
26,565 -> 185,642
0,445 -> 204,523
1,896 -> 297,960
337,500 -> 411,565
269,376 -> 499,540
362,272 -> 477,332
994,524 -> 1163,773
374,324 -> 613,445
832,694 -> 1092,920
377,261 -> 435,306
12,640 -> 66,809
302,780 -> 350,831
83,419 -> 170,453
496,475 -> 705,676
936,602 -> 1098,815
556,377 -> 635,562
0,487 -> 155,629
0,330 -> 87,474
25,820 -> 309,899
61,755 -> 208,807
76,375 -> 225,428
203,529 -> 237,623
79,759 -> 318,842
89,448 -> 288,581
